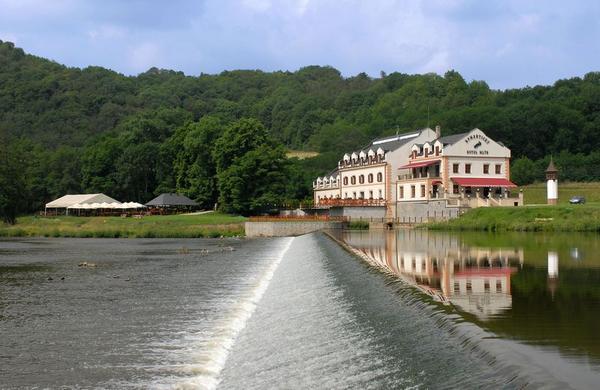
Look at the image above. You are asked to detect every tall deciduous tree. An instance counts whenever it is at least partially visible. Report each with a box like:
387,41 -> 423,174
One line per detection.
172,116 -> 224,208
0,136 -> 28,224
214,119 -> 288,215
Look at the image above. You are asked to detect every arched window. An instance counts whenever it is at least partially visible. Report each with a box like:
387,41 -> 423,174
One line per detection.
368,173 -> 373,183
359,175 -> 364,184
351,176 -> 356,185
343,177 -> 348,185
377,172 -> 383,182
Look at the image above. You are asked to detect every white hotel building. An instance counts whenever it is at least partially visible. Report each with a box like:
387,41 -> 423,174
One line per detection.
313,126 -> 522,221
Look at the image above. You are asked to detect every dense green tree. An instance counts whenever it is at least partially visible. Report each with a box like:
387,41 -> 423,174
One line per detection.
0,136 -> 28,224
172,116 -> 224,208
217,145 -> 288,215
214,118 -> 289,214
511,157 -> 539,185
213,118 -> 274,172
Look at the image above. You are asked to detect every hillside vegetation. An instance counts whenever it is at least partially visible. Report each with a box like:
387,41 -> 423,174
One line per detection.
1,40 -> 600,222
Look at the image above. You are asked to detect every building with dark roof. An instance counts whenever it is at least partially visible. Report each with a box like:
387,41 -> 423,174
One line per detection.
397,127 -> 522,218
145,193 -> 198,210
313,126 -> 522,221
313,127 -> 436,219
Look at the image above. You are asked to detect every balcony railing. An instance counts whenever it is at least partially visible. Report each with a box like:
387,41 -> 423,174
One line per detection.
398,174 -> 441,181
316,198 -> 387,207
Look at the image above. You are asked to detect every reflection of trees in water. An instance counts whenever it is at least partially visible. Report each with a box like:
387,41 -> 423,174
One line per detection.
486,265 -> 600,361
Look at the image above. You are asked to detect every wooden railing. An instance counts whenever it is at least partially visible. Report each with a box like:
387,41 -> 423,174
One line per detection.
315,198 -> 387,207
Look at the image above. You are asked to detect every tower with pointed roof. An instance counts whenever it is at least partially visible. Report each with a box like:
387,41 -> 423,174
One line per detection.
546,158 -> 558,205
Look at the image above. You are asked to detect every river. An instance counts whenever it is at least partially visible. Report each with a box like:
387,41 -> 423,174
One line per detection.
1,231 -> 599,389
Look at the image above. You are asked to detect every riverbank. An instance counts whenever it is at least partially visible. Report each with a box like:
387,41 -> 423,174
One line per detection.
0,213 -> 246,238
428,204 -> 600,232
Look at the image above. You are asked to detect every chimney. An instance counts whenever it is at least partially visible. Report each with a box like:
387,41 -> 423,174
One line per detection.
435,125 -> 441,139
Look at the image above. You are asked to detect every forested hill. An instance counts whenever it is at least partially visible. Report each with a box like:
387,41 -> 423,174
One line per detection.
1,39 -> 599,220
2,39 -> 599,158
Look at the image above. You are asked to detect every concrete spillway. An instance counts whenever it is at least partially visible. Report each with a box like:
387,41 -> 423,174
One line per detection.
245,220 -> 343,237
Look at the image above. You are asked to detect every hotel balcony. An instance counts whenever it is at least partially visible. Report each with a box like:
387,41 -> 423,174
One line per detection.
398,173 -> 441,181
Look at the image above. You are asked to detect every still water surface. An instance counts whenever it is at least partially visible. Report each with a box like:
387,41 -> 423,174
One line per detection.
1,232 -> 599,388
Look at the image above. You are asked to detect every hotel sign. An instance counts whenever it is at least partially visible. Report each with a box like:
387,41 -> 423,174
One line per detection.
465,134 -> 490,155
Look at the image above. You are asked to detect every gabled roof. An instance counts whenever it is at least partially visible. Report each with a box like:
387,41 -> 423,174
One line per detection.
362,129 -> 426,153
437,132 -> 469,146
145,193 -> 198,207
46,193 -> 120,208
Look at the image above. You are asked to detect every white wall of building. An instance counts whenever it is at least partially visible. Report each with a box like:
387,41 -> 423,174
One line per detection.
445,156 -> 507,178
340,165 -> 386,199
314,188 -> 341,202
443,128 -> 511,158
397,181 -> 429,201
547,179 -> 558,200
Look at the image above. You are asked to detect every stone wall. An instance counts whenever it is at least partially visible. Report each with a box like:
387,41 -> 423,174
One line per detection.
245,221 -> 343,237
328,206 -> 386,219
396,200 -> 462,223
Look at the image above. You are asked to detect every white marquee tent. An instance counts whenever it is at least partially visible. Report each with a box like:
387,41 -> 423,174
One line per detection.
45,193 -> 120,215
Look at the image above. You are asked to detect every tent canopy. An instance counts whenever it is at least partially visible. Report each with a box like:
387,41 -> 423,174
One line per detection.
145,193 -> 198,207
46,193 -> 120,208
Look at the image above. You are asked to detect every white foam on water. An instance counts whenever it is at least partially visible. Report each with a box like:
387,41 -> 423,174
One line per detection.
163,237 -> 295,390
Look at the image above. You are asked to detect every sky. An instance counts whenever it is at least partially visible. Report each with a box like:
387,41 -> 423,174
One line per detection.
0,0 -> 598,89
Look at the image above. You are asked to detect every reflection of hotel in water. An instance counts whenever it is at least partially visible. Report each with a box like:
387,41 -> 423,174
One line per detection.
342,230 -> 523,320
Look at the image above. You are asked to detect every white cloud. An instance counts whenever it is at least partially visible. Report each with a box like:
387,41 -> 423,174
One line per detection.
0,32 -> 18,43
88,24 -> 127,40
128,42 -> 162,72
241,0 -> 272,12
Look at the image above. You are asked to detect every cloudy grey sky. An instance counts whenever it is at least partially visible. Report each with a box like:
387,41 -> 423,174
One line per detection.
1,0 -> 598,89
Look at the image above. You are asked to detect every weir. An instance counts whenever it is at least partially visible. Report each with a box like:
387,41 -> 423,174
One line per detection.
245,218 -> 343,237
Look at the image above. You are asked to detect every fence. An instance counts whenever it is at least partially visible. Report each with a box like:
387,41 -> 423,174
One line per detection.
248,215 -> 349,222
315,198 -> 387,207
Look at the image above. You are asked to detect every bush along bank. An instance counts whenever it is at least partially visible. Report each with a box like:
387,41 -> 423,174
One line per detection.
0,214 -> 246,238
427,204 -> 600,232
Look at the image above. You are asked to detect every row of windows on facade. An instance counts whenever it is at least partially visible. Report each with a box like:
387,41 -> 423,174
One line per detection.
342,172 -> 383,185
342,189 -> 384,199
412,145 -> 441,158
396,256 -> 504,293
454,280 -> 504,294
398,184 -> 504,198
399,185 -> 427,199
453,163 -> 502,174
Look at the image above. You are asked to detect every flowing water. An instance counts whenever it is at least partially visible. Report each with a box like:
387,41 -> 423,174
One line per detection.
1,232 -> 599,389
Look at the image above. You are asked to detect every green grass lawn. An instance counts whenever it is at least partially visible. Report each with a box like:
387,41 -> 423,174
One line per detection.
521,181 -> 600,205
428,203 -> 600,232
0,212 -> 247,238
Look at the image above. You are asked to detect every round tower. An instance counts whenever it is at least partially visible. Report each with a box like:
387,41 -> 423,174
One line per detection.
546,158 -> 558,205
